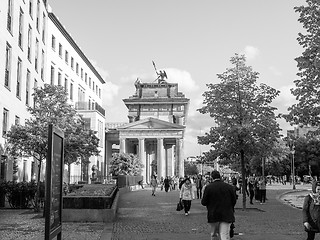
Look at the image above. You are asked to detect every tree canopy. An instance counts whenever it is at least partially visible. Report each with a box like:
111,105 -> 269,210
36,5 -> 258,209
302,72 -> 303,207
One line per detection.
284,0 -> 320,129
197,54 -> 281,209
6,84 -> 100,179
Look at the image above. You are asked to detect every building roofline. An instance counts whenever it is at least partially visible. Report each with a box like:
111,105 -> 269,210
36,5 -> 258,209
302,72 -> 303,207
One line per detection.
48,12 -> 105,84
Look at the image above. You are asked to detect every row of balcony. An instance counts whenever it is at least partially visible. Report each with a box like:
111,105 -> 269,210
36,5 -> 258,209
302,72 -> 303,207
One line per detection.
75,102 -> 105,116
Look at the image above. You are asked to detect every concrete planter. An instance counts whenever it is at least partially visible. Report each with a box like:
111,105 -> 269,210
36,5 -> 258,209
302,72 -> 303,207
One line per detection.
62,186 -> 119,222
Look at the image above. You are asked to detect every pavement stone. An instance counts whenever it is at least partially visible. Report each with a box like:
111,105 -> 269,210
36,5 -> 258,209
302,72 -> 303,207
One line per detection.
0,183 -> 313,240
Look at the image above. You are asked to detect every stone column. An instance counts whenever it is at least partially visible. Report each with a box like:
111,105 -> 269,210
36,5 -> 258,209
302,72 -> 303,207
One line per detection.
157,138 -> 165,178
176,138 -> 184,177
105,141 -> 113,178
119,138 -> 126,153
138,138 -> 146,183
166,145 -> 174,176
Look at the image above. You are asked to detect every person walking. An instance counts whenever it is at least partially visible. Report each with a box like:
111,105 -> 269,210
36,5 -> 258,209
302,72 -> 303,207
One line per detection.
201,170 -> 237,240
303,181 -> 320,240
163,176 -> 171,192
196,174 -> 205,199
259,177 -> 267,204
150,175 -> 158,196
179,178 -> 195,216
247,176 -> 255,204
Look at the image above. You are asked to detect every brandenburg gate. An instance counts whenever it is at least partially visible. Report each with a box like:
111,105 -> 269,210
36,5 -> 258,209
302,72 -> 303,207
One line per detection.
106,74 -> 189,183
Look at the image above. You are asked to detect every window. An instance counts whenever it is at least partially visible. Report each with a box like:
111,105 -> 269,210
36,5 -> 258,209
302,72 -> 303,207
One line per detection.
58,72 -> 61,86
89,77 -> 91,88
59,43 -> 62,57
51,35 -> 55,50
65,50 -> 68,64
78,86 -> 85,102
36,0 -> 40,31
41,50 -> 44,80
27,25 -> 32,61
15,116 -> 20,125
71,57 -> 74,69
85,73 -> 87,84
2,109 -> 9,136
42,13 -> 45,43
70,82 -> 73,100
50,66 -> 55,85
99,88 -> 101,98
81,68 -> 83,79
16,58 -> 22,99
96,85 -> 98,95
7,0 -> 13,32
5,43 -> 12,88
33,79 -> 38,107
76,63 -> 79,75
29,0 -> 33,18
93,81 -> 95,91
64,78 -> 68,93
26,69 -> 30,106
18,8 -> 24,49
35,38 -> 39,72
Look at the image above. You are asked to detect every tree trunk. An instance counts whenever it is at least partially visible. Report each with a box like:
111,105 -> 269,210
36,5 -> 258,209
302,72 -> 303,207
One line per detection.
240,149 -> 246,210
34,160 -> 42,212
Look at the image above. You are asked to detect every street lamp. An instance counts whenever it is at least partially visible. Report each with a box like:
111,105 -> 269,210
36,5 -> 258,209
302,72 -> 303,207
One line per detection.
291,149 -> 296,190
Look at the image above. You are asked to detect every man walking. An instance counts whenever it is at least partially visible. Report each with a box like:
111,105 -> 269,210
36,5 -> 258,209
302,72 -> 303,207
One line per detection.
201,170 -> 237,240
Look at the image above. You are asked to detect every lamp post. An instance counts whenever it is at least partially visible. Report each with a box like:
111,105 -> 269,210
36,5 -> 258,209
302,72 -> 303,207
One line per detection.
291,149 -> 296,190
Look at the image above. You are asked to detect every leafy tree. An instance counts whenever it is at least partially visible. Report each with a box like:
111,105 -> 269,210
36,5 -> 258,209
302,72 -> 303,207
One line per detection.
184,161 -> 199,176
197,54 -> 281,209
6,84 -> 100,211
109,153 -> 143,176
284,1 -> 320,130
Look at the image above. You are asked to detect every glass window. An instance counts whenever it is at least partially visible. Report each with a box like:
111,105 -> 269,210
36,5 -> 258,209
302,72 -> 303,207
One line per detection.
51,35 -> 55,50
50,65 -> 55,85
27,25 -> 32,61
18,8 -> 24,49
5,43 -> 12,88
7,0 -> 13,32
2,109 -> 9,136
16,58 -> 22,98
26,69 -> 30,106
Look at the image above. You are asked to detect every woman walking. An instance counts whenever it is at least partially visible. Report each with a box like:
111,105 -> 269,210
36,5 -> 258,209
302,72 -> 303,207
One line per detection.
150,175 -> 158,196
179,178 -> 195,216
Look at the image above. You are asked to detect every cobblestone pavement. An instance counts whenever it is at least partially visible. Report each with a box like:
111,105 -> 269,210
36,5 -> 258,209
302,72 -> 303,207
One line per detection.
111,184 -> 311,240
0,183 -> 312,240
0,209 -> 105,240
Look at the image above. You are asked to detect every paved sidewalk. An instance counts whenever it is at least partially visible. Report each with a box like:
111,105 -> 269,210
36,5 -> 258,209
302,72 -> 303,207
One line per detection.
110,183 -> 311,240
0,183 -> 312,240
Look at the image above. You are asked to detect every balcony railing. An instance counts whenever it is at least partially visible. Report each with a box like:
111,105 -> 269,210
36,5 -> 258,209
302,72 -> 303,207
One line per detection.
75,102 -> 105,116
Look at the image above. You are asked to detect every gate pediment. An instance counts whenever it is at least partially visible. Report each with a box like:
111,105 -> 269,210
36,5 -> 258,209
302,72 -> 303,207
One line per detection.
118,117 -> 185,130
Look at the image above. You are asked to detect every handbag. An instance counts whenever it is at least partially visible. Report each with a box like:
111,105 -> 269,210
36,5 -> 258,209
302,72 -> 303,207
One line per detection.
176,199 -> 184,211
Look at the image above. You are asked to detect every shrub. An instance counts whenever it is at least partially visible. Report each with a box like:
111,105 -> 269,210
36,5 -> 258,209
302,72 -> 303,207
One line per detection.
1,181 -> 45,209
109,153 -> 143,176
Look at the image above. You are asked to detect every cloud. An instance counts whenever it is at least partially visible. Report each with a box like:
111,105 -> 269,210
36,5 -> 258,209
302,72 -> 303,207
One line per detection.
160,68 -> 199,93
243,45 -> 260,60
90,59 -> 110,80
102,82 -> 120,106
268,66 -> 282,76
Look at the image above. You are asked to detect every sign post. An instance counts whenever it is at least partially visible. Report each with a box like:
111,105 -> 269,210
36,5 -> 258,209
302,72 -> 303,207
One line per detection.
45,124 -> 64,240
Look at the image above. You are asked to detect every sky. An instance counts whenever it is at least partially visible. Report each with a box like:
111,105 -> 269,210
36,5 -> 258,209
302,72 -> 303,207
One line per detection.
48,0 -> 305,158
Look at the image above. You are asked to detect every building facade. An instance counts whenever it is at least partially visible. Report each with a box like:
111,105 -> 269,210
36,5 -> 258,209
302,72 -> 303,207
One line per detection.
47,11 -> 106,183
0,0 -> 49,182
106,79 -> 189,183
0,1 -> 106,183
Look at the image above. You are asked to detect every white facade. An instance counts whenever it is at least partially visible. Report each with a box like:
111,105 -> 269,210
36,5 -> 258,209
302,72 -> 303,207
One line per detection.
0,0 -> 48,181
47,10 -> 106,183
0,0 -> 106,183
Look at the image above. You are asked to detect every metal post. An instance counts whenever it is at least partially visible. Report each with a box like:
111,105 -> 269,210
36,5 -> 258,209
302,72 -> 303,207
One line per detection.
292,150 -> 296,190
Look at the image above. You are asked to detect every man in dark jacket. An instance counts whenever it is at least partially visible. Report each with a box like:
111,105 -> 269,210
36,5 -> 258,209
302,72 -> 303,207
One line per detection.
201,170 -> 237,240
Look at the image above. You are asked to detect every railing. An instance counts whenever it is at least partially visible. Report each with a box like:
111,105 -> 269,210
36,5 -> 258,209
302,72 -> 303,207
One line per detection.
75,102 -> 105,116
